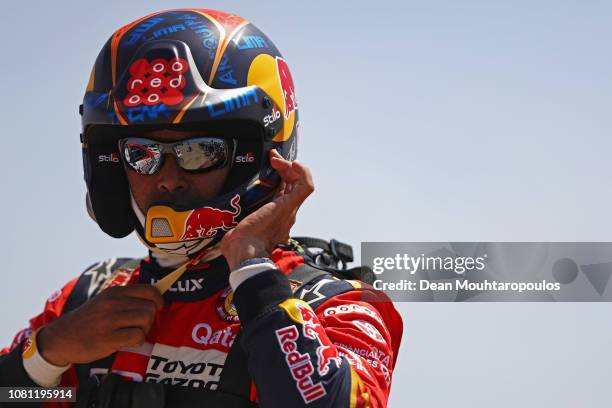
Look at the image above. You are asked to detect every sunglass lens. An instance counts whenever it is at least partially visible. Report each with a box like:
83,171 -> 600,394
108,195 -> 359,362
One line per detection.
174,138 -> 228,171
123,141 -> 162,175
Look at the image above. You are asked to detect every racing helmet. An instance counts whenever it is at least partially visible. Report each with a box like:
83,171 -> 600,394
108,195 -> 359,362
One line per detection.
81,9 -> 299,256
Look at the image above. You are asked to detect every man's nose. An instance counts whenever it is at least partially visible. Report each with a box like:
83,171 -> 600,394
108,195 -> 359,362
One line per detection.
156,154 -> 188,193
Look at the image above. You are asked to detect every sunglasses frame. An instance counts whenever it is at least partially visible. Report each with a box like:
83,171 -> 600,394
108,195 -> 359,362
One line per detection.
118,136 -> 236,175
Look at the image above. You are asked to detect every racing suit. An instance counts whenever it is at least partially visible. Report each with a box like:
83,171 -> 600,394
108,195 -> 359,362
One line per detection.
0,245 -> 403,407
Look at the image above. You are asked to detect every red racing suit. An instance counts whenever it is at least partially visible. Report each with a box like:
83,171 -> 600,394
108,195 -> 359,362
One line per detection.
0,246 -> 403,407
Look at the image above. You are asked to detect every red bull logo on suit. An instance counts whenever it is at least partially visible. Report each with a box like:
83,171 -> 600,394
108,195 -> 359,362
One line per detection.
275,325 -> 327,403
279,299 -> 343,381
294,301 -> 343,377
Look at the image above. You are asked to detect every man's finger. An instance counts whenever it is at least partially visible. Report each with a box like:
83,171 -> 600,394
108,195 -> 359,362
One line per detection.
270,150 -> 302,182
290,161 -> 314,187
269,150 -> 314,188
113,327 -> 147,348
268,148 -> 314,210
115,297 -> 159,318
273,160 -> 313,188
271,156 -> 297,179
285,164 -> 314,199
108,285 -> 165,310
274,181 -> 287,198
112,308 -> 156,332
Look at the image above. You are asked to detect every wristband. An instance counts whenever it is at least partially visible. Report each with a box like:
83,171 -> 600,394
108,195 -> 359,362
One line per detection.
22,329 -> 71,387
229,257 -> 278,291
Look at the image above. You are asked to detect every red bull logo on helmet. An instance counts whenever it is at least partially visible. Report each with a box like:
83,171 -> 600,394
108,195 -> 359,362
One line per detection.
247,54 -> 297,142
275,57 -> 297,120
181,194 -> 241,240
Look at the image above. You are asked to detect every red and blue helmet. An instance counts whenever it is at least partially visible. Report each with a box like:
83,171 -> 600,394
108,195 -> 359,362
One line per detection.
81,9 -> 299,256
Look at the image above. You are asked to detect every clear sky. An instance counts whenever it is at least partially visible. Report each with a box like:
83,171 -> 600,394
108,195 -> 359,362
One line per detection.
1,1 -> 611,406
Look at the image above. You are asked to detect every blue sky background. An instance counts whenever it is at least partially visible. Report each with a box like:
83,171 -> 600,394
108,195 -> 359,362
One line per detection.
1,1 -> 611,406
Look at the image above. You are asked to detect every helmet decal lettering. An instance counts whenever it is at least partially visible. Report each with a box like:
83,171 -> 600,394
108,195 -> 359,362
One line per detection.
204,88 -> 259,118
123,16 -> 166,47
123,57 -> 188,107
234,35 -> 269,50
178,13 -> 218,56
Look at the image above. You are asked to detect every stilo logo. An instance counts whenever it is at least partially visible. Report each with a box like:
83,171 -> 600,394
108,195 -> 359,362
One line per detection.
235,152 -> 255,163
123,57 -> 188,107
263,106 -> 281,127
98,153 -> 119,163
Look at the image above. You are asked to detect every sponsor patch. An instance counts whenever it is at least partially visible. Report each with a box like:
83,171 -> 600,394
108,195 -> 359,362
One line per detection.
275,325 -> 327,403
353,320 -> 386,344
215,288 -> 240,323
322,303 -> 384,325
144,343 -> 227,390
191,322 -> 237,348
279,299 -> 343,377
123,57 -> 188,107
22,333 -> 37,359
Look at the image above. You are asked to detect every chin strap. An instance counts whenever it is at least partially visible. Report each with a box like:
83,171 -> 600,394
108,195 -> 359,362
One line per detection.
153,263 -> 189,294
153,249 -> 211,294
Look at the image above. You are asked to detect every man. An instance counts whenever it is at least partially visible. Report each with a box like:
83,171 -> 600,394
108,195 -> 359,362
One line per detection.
0,8 -> 402,407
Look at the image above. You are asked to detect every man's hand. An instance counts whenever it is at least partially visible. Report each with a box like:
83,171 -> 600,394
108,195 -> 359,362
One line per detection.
37,284 -> 164,366
221,149 -> 314,270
